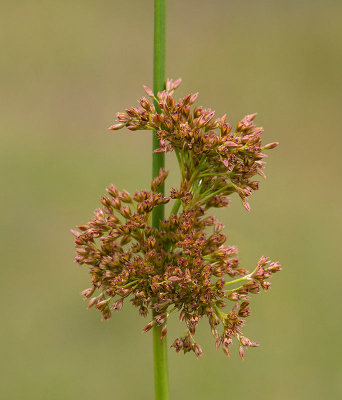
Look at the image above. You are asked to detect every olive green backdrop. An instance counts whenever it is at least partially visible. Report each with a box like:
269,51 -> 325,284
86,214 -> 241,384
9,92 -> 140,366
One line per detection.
1,1 -> 341,399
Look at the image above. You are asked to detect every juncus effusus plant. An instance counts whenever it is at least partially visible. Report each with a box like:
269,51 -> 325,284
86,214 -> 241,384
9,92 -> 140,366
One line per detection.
72,2 -> 280,399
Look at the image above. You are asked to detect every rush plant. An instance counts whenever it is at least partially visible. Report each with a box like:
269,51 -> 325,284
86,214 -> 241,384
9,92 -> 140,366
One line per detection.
71,1 -> 280,399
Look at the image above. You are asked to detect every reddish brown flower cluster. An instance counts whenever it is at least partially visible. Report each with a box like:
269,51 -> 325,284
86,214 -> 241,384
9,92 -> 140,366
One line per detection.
109,78 -> 278,211
73,79 -> 280,359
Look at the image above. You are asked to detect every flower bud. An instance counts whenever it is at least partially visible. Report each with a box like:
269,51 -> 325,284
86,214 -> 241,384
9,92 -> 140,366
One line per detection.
172,78 -> 182,90
267,262 -> 282,273
228,292 -> 240,301
116,112 -> 131,122
107,184 -> 119,198
95,298 -> 110,311
111,198 -> 121,209
263,142 -> 279,150
166,95 -> 175,109
142,320 -> 155,333
193,343 -> 203,358
108,123 -> 124,130
223,346 -> 230,357
160,325 -> 167,340
112,299 -> 123,312
100,196 -> 112,208
143,85 -> 154,97
81,287 -> 95,299
239,345 -> 245,360
171,337 -> 183,353
189,92 -> 199,104
193,106 -> 203,118
118,190 -> 131,203
139,97 -> 151,110
242,200 -> 251,212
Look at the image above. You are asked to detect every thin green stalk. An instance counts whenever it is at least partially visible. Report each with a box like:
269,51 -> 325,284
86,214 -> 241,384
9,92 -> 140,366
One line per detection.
153,324 -> 169,400
152,1 -> 169,400
152,0 -> 166,229
170,199 -> 181,216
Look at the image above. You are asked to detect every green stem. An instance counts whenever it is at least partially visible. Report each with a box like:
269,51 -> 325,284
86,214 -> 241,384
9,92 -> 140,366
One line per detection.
153,324 -> 169,400
200,184 -> 232,204
223,265 -> 258,287
170,199 -> 181,216
152,0 -> 166,231
224,275 -> 251,286
152,1 -> 169,400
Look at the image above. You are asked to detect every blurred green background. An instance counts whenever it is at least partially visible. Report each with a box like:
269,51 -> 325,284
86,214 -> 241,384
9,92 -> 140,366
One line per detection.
1,0 -> 341,399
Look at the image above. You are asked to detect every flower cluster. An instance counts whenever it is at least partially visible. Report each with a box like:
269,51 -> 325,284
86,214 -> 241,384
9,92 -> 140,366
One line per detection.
109,78 -> 278,211
73,79 -> 280,359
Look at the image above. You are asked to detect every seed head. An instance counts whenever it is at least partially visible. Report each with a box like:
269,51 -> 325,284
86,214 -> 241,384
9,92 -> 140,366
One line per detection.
74,78 -> 280,359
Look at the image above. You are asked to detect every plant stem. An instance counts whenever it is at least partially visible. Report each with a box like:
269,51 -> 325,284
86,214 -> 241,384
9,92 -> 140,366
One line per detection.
170,199 -> 181,216
152,0 -> 166,230
152,1 -> 169,400
153,324 -> 169,400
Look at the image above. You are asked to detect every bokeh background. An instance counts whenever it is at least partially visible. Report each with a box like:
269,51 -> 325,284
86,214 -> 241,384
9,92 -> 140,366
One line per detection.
1,0 -> 341,399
